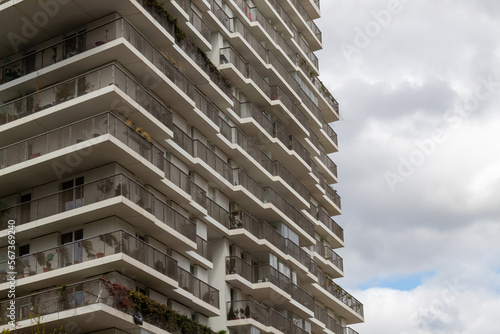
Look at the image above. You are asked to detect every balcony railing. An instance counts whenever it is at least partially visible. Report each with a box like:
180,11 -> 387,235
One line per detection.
0,63 -> 173,128
319,174 -> 341,209
226,256 -> 314,310
138,0 -> 232,96
227,300 -> 308,334
0,16 -> 229,128
290,135 -> 311,165
0,173 -> 196,241
0,229 -> 178,281
207,0 -> 231,31
196,235 -> 213,262
193,139 -> 234,184
273,160 -> 309,200
0,276 -> 218,329
318,148 -> 338,178
228,210 -> 316,276
177,266 -> 219,306
323,122 -> 338,146
316,207 -> 344,241
314,239 -> 343,271
314,303 -> 343,334
264,187 -> 315,237
0,229 -> 219,307
207,197 -> 230,226
317,270 -> 364,317
0,112 -> 164,171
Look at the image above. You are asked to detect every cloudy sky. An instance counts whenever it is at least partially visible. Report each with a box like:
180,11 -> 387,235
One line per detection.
316,1 -> 500,333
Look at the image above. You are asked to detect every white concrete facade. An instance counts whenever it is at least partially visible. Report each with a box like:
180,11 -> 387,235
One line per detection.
0,0 -> 363,333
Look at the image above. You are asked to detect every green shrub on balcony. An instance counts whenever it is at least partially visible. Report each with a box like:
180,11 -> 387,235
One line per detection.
101,278 -> 218,334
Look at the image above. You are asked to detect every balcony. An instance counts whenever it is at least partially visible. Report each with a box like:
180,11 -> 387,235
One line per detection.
307,205 -> 344,248
313,303 -> 344,334
321,122 -> 339,152
0,16 -> 229,131
195,235 -> 213,262
0,63 -> 173,142
0,275 -> 218,332
319,174 -> 342,213
227,300 -> 308,334
316,147 -> 338,183
0,174 -> 197,250
0,112 -> 169,194
314,270 -> 364,324
228,210 -> 317,279
314,238 -> 344,278
0,229 -> 219,312
225,256 -> 314,317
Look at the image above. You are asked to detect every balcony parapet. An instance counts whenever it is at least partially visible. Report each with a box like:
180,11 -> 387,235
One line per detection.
314,238 -> 343,271
0,63 -> 173,129
0,112 -> 164,172
0,276 -> 219,331
228,210 -> 317,276
0,173 -> 196,241
225,256 -> 314,311
227,299 -> 308,334
314,303 -> 344,334
317,270 -> 364,318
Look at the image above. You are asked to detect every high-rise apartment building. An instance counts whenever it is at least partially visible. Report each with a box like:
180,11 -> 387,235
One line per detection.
0,0 -> 363,333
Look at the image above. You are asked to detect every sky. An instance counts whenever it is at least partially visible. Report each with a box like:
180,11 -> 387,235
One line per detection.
316,1 -> 500,333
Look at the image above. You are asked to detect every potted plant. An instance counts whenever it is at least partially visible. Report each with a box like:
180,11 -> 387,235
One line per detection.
115,183 -> 128,197
244,305 -> 251,318
227,304 -> 236,320
58,284 -> 71,310
167,259 -> 177,278
56,246 -> 71,266
155,259 -> 166,274
55,81 -> 75,103
36,251 -> 46,269
96,178 -> 114,195
226,257 -> 236,274
99,233 -> 118,249
79,240 -> 96,259
44,253 -> 54,272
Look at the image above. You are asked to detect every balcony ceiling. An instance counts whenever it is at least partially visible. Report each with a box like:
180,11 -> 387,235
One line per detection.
0,0 -> 155,59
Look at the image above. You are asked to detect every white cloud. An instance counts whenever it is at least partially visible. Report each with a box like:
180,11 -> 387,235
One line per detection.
317,1 -> 500,333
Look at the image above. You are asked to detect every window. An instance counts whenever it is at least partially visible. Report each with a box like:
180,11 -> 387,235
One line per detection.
60,229 -> 83,265
20,194 -> 31,224
62,176 -> 84,211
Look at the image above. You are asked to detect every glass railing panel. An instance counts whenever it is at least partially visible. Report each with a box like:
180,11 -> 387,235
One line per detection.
289,135 -> 311,165
207,0 -> 232,31
0,112 -> 165,172
317,270 -> 364,317
190,180 -> 207,208
196,235 -> 213,262
226,256 -> 253,282
233,128 -> 273,174
0,21 -> 113,85
273,161 -> 309,200
0,63 -> 173,129
0,174 -> 196,240
220,47 -> 247,76
319,148 -> 338,177
206,197 -> 230,227
0,230 -> 180,283
317,207 -> 344,241
234,168 -> 264,200
173,125 -> 194,156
